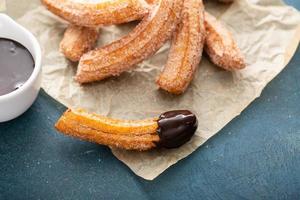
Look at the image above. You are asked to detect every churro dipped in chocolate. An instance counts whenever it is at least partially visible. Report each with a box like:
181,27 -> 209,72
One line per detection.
55,109 -> 198,151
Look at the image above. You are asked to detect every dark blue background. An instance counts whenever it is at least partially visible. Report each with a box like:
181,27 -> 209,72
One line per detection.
0,1 -> 299,199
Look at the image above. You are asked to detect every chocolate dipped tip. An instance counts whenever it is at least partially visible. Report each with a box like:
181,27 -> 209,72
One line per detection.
156,110 -> 198,148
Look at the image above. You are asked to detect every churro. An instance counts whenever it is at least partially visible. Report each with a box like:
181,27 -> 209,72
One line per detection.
157,0 -> 205,94
204,12 -> 246,70
55,109 -> 198,150
41,0 -> 149,27
60,25 -> 99,62
75,0 -> 184,83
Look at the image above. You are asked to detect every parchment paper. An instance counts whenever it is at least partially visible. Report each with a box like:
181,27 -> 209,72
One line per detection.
18,0 -> 300,180
0,0 -> 5,11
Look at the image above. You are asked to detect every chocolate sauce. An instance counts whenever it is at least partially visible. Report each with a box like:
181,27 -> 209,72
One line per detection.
157,110 -> 198,148
0,38 -> 34,96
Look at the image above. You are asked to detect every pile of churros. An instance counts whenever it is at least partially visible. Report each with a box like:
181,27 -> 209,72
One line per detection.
42,0 -> 246,150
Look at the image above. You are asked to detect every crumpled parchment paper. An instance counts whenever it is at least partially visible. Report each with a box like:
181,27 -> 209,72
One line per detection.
18,0 -> 300,180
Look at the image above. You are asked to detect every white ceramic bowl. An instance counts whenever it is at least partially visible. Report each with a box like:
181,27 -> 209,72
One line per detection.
0,14 -> 42,122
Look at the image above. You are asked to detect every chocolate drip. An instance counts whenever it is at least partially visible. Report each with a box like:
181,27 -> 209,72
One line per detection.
157,110 -> 198,148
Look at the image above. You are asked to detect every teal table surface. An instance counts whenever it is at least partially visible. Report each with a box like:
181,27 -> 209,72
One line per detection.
0,1 -> 300,199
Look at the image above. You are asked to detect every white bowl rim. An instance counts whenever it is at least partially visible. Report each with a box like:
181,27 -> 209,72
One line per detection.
0,14 -> 42,101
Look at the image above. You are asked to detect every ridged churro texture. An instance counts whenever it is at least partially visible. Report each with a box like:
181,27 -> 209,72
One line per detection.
75,0 -> 184,83
41,0 -> 149,27
59,25 -> 99,62
55,109 -> 160,151
204,12 -> 246,70
157,0 -> 205,94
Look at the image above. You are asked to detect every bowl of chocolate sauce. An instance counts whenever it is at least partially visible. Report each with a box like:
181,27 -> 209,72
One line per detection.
0,14 -> 41,122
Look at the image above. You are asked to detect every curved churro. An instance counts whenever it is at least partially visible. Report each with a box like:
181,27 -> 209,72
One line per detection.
60,25 -> 99,62
41,0 -> 149,27
75,0 -> 184,83
204,12 -> 246,70
157,0 -> 205,94
55,109 -> 197,150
